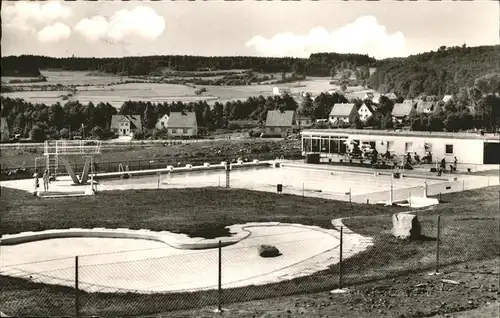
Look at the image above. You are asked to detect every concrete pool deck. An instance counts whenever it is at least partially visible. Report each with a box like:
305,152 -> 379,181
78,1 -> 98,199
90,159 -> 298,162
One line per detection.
0,222 -> 373,293
0,160 -> 497,204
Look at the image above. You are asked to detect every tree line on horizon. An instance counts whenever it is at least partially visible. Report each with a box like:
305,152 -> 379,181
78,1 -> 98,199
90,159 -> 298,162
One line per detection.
1,53 -> 375,78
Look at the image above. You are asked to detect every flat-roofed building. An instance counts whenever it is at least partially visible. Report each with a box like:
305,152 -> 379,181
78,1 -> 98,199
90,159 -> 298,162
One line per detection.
300,128 -> 500,165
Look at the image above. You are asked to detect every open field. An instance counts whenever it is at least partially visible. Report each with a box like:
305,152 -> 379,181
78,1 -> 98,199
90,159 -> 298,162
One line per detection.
1,184 -> 498,316
2,70 -> 375,108
1,70 -> 138,86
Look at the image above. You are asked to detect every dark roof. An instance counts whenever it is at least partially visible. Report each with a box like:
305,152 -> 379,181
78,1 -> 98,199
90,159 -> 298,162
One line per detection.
167,112 -> 198,128
265,110 -> 295,127
329,103 -> 356,117
392,103 -> 415,117
111,115 -> 142,131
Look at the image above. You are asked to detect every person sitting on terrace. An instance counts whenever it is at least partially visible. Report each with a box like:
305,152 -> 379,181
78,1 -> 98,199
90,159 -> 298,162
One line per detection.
384,150 -> 392,160
414,152 -> 421,164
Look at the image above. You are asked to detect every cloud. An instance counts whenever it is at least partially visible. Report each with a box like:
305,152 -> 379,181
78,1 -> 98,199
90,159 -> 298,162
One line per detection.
246,16 -> 407,59
75,6 -> 165,42
2,1 -> 72,32
37,22 -> 72,43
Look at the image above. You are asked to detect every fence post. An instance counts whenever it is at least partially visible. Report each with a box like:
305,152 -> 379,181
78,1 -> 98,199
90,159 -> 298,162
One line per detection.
409,191 -> 411,208
339,226 -> 343,289
75,256 -> 79,318
349,188 -> 352,205
302,182 -> 304,200
157,172 -> 160,189
218,240 -> 222,312
436,215 -> 441,274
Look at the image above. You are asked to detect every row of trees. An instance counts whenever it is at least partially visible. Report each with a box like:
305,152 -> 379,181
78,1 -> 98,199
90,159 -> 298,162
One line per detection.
1,53 -> 376,77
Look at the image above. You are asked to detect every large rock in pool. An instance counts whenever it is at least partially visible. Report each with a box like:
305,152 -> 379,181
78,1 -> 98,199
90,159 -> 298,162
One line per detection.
258,245 -> 281,258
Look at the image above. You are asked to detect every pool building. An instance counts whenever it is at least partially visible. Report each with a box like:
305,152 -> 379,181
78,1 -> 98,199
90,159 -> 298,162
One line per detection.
300,129 -> 500,165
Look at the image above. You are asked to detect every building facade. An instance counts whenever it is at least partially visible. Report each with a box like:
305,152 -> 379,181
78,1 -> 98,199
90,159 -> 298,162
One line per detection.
166,112 -> 198,137
155,114 -> 170,130
265,110 -> 295,137
300,129 -> 500,165
110,115 -> 142,137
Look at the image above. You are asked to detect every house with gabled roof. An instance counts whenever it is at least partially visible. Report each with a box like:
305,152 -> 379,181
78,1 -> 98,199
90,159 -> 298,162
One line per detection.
391,103 -> 416,123
384,92 -> 398,101
358,103 -> 376,122
1,117 -> 10,141
167,112 -> 198,136
111,115 -> 142,137
442,95 -> 454,104
416,100 -> 439,114
329,103 -> 358,125
155,114 -> 170,130
265,109 -> 295,137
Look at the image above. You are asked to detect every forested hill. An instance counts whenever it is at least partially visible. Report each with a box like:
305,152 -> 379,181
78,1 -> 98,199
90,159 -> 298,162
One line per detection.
0,53 -> 375,77
368,45 -> 500,98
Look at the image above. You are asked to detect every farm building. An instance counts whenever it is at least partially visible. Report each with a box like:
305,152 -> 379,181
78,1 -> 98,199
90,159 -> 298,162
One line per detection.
110,115 -> 142,137
273,87 -> 291,96
358,103 -> 376,122
155,114 -> 170,130
1,117 -> 10,141
265,109 -> 295,137
300,129 -> 500,165
166,112 -> 198,137
329,103 -> 358,125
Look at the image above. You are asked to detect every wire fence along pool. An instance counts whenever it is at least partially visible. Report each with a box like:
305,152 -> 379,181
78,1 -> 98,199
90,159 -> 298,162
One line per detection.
1,217 -> 498,317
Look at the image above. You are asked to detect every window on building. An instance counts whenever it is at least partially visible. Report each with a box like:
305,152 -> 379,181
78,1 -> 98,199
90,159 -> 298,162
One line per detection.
445,144 -> 454,154
405,142 -> 413,153
183,128 -> 188,134
424,143 -> 432,152
386,141 -> 395,152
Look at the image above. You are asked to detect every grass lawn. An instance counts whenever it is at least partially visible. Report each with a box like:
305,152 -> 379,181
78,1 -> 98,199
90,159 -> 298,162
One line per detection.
1,186 -> 498,316
0,139 -> 301,171
0,185 -> 403,316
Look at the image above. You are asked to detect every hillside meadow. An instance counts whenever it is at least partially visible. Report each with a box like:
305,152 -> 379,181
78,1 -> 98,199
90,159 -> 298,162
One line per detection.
1,71 -> 374,108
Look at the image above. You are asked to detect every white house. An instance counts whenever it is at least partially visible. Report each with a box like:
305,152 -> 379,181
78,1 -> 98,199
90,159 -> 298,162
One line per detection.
442,95 -> 454,104
155,114 -> 170,130
329,103 -> 358,125
300,128 -> 500,165
273,87 -> 291,96
110,115 -> 142,137
358,103 -> 376,122
166,112 -> 198,136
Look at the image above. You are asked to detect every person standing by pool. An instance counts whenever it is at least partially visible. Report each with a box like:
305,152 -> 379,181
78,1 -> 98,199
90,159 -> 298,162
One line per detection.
42,169 -> 50,192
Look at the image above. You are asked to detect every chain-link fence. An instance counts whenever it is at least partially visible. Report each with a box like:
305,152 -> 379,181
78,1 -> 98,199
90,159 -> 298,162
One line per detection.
1,213 -> 498,316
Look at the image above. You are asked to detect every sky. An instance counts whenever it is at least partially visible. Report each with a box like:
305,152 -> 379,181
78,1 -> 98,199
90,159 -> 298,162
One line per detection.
1,1 -> 498,60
